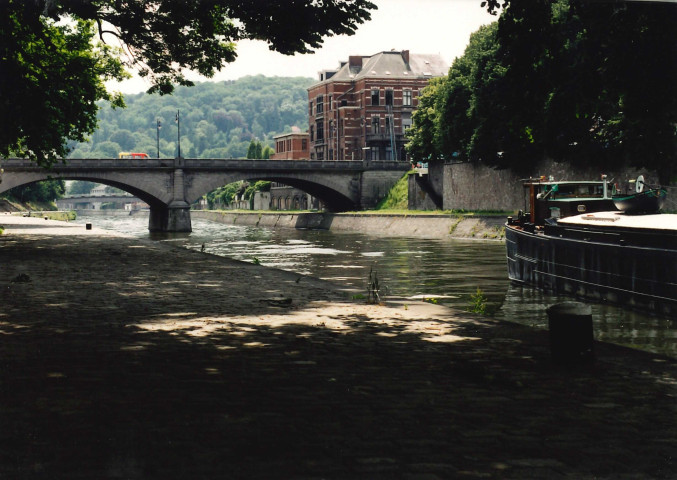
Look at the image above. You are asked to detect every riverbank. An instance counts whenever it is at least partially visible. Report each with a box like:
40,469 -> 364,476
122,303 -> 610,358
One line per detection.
0,214 -> 675,479
193,210 -> 507,240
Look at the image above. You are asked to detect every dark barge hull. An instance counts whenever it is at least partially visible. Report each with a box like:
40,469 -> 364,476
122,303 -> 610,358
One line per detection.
505,223 -> 677,317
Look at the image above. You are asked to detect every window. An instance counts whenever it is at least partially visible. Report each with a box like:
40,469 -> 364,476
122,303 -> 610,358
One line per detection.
316,121 -> 324,140
371,88 -> 379,106
310,126 -> 314,142
309,101 -> 313,117
402,115 -> 412,133
302,139 -> 307,150
316,95 -> 324,114
385,117 -> 391,132
371,117 -> 380,134
385,89 -> 393,106
403,89 -> 412,106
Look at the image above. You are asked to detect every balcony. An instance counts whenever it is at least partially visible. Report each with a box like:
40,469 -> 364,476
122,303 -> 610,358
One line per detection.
365,133 -> 406,143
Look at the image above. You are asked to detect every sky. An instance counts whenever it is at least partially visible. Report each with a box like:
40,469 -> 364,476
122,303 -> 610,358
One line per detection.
111,0 -> 496,94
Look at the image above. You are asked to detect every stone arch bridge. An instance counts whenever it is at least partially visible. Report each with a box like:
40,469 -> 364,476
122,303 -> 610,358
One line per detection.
0,158 -> 409,232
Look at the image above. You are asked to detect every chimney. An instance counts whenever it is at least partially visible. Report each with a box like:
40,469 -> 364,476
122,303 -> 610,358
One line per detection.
401,50 -> 410,65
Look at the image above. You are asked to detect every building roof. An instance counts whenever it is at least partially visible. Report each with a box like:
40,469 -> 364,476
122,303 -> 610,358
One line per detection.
313,50 -> 448,85
273,131 -> 309,140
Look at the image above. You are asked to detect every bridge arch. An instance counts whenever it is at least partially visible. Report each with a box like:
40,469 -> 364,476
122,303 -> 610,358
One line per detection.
0,171 -> 168,208
0,169 -> 181,231
185,171 -> 359,211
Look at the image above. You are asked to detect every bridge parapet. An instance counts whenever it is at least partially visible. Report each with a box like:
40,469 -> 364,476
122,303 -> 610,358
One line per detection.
1,157 -> 410,232
1,157 -> 409,172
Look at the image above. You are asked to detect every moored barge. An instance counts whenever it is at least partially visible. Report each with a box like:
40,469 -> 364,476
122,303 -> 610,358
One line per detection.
505,176 -> 677,316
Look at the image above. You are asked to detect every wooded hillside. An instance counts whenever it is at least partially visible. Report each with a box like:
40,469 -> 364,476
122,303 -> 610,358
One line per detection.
68,75 -> 314,160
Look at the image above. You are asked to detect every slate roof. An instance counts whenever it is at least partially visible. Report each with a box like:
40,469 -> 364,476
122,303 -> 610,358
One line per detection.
319,50 -> 448,83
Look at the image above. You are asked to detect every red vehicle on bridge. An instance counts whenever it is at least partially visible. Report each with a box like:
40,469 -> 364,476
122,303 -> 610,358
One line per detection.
118,152 -> 150,159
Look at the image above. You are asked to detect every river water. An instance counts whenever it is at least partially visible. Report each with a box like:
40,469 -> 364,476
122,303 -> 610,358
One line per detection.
73,212 -> 676,357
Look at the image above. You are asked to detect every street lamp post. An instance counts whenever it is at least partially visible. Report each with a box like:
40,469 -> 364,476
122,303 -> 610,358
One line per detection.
175,110 -> 181,158
156,119 -> 162,158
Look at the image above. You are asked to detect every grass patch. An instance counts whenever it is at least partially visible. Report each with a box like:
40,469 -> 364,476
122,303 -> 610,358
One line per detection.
375,173 -> 408,210
467,287 -> 488,315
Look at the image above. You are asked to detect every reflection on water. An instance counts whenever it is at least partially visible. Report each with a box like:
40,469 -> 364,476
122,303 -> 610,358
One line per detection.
74,213 -> 675,357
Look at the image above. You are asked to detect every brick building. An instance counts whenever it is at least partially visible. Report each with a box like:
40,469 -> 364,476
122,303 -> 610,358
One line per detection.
307,50 -> 448,162
270,128 -> 310,160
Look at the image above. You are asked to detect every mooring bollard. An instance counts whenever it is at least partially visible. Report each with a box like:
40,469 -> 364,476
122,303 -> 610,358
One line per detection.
546,302 -> 594,364
85,223 -> 92,230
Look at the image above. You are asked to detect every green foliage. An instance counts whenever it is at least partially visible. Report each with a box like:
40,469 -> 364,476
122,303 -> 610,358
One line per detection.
68,181 -> 97,195
56,0 -> 375,95
204,179 -> 271,209
467,287 -> 488,315
3,179 -> 66,204
41,211 -> 77,221
70,76 -> 314,160
205,182 -> 246,209
246,140 -> 265,159
243,181 -> 272,205
0,4 -> 127,167
408,1 -> 677,181
406,78 -> 446,163
375,173 -> 409,210
262,146 -> 274,160
1,1 -> 376,168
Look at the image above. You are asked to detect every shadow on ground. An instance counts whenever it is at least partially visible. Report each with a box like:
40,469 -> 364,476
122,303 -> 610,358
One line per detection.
0,234 -> 675,479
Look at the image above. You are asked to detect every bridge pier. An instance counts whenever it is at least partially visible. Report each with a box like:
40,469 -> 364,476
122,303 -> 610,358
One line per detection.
148,166 -> 192,232
148,202 -> 192,233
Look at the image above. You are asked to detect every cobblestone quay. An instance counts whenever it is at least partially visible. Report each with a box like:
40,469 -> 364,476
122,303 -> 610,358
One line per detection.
1,215 -> 675,479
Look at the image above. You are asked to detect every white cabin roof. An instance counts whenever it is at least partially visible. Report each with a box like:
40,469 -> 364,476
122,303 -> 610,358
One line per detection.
558,212 -> 677,231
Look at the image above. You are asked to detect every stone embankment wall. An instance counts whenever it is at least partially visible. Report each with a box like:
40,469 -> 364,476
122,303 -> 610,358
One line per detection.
443,160 -> 676,211
192,211 -> 507,241
410,159 -> 675,212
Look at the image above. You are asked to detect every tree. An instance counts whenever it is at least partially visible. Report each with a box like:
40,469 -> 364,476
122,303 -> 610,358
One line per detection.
5,179 -> 66,204
0,4 -> 127,167
109,130 -> 136,151
490,0 -> 677,178
68,181 -> 97,195
1,1 -> 376,168
405,78 -> 445,163
440,23 -> 502,164
262,146 -> 274,160
410,1 -> 676,180
246,140 -> 265,159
